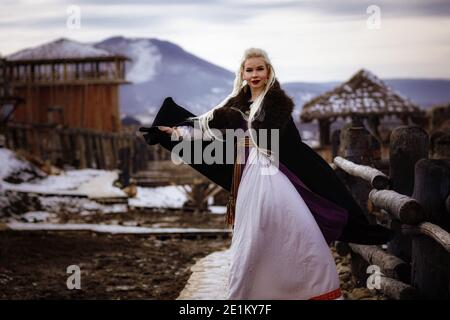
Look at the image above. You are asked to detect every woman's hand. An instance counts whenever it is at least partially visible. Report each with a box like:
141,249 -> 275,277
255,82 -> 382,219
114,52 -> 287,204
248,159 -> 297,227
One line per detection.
158,126 -> 181,138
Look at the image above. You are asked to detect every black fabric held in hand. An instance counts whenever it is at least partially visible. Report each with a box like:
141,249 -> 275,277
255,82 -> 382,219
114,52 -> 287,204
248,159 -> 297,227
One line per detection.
140,97 -> 235,191
139,97 -> 196,145
139,126 -> 164,145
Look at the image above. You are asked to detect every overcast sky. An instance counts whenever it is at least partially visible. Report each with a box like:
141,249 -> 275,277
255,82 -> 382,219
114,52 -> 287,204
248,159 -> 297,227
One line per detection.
1,0 -> 450,82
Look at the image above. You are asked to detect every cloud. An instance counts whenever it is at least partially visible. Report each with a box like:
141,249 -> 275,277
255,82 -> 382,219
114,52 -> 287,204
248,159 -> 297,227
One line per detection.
1,0 -> 449,81
229,0 -> 450,18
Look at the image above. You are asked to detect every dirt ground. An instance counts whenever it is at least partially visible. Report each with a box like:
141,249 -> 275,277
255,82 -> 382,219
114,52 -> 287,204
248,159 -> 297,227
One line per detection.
0,229 -> 230,299
55,208 -> 228,230
0,208 -> 385,300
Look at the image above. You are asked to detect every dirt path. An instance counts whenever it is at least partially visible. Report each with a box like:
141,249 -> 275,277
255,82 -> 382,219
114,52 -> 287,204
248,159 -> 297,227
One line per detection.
0,230 -> 230,299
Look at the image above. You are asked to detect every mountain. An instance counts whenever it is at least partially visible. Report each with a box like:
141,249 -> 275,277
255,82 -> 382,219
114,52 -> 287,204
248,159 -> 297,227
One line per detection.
7,36 -> 450,125
384,79 -> 450,108
95,36 -> 234,124
93,37 -> 450,124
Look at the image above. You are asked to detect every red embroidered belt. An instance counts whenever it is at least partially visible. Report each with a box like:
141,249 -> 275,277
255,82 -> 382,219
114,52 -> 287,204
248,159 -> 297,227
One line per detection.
225,137 -> 254,226
309,288 -> 342,300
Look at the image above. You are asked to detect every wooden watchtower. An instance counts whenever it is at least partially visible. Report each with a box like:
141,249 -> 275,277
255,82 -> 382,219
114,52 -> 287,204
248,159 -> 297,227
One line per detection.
5,38 -> 130,132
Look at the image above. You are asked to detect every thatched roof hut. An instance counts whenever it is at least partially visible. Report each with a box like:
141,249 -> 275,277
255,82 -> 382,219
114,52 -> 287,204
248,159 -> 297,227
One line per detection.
301,69 -> 425,146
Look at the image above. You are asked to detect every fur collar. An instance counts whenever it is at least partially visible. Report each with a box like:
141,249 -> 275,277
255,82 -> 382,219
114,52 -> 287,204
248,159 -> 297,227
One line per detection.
209,79 -> 294,131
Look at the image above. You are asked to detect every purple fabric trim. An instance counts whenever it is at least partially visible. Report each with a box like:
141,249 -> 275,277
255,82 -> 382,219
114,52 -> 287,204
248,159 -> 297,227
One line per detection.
240,144 -> 348,245
278,161 -> 349,245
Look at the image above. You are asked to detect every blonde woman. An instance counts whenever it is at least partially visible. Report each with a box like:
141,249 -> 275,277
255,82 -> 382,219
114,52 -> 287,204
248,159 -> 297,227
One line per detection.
144,48 -> 392,300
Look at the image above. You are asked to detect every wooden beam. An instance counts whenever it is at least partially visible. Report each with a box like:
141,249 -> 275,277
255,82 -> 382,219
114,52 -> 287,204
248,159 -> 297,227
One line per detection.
379,275 -> 419,300
349,243 -> 410,282
334,156 -> 390,189
369,189 -> 426,225
402,222 -> 450,253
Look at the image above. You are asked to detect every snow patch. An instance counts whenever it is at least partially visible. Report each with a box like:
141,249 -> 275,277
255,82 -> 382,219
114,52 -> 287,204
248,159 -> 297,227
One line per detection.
125,40 -> 162,83
129,186 -> 187,209
0,148 -> 30,180
7,222 -> 230,234
21,211 -> 56,223
1,168 -> 125,198
97,38 -> 162,83
209,206 -> 226,214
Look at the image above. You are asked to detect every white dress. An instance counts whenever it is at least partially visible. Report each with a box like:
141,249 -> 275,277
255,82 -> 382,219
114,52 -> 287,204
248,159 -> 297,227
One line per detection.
177,126 -> 342,300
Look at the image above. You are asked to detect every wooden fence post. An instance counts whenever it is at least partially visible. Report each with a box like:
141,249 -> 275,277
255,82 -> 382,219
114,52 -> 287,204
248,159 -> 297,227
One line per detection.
340,124 -> 374,221
95,134 -> 105,169
67,130 -> 77,167
388,126 -> 429,262
331,129 -> 340,160
108,135 -> 116,170
4,126 -> 13,149
390,126 -> 429,196
85,132 -> 95,168
118,146 -> 131,187
112,135 -> 118,170
181,179 -> 211,212
410,159 -> 450,298
101,134 -> 112,169
76,129 -> 87,168
340,124 -> 375,286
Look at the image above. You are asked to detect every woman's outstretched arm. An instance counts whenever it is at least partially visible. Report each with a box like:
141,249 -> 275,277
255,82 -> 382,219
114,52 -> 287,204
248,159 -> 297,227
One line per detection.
157,125 -> 215,141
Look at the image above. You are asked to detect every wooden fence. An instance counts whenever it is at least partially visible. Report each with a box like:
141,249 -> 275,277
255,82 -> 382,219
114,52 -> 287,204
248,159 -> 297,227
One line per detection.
332,123 -> 450,299
3,124 -> 150,185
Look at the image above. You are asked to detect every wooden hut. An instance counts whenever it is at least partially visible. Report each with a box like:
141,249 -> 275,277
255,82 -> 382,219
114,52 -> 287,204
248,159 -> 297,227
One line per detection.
0,39 -> 152,173
300,69 -> 425,147
4,38 -> 129,132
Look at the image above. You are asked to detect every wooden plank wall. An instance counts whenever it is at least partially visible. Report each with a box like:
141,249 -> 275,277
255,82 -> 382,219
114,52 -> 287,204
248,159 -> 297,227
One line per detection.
11,84 -> 121,132
4,124 -> 149,172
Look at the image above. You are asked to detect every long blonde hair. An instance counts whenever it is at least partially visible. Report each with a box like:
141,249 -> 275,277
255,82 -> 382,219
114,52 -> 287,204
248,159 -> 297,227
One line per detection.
188,48 -> 277,158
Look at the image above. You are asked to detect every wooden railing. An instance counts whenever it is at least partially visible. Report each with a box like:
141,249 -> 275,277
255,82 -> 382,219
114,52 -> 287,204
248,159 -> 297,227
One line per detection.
333,124 -> 450,299
4,59 -> 128,85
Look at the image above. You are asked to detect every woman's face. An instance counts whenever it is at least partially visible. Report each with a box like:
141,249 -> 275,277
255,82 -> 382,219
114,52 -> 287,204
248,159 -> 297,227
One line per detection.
242,57 -> 269,92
